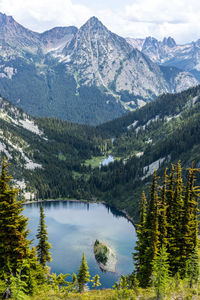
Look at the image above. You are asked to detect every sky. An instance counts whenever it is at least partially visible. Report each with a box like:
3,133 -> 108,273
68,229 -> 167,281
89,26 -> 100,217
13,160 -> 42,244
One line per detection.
0,0 -> 200,44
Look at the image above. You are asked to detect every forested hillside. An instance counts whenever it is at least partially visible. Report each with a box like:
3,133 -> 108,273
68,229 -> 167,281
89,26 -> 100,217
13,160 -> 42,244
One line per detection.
1,85 -> 200,223
0,96 -> 103,199
92,85 -> 200,221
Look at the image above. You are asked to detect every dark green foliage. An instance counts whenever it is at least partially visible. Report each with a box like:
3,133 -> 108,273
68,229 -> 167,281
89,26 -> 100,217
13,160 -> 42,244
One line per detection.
77,253 -> 90,292
91,274 -> 101,289
142,171 -> 159,286
0,158 -> 31,275
0,159 -> 48,298
0,59 -> 125,125
36,204 -> 52,267
94,240 -> 109,265
134,163 -> 200,289
134,191 -> 148,286
185,246 -> 200,288
152,245 -> 170,300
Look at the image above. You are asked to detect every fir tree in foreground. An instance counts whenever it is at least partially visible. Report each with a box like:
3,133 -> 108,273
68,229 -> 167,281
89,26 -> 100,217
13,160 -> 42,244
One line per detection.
134,162 -> 200,288
0,158 -> 47,298
77,253 -> 90,292
0,157 -> 31,275
36,204 -> 52,267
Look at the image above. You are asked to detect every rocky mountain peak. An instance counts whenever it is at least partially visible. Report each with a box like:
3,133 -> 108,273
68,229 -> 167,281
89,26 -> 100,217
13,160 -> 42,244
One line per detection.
143,36 -> 159,49
84,16 -> 104,28
0,12 -> 15,26
77,15 -> 109,37
163,37 -> 176,48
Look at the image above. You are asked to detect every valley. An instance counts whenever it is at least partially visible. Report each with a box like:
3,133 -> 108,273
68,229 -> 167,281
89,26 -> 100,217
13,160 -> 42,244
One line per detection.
1,84 -> 200,224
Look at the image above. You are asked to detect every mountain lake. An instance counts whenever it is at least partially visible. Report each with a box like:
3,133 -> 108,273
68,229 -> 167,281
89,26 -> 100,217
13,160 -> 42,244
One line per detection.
24,201 -> 136,288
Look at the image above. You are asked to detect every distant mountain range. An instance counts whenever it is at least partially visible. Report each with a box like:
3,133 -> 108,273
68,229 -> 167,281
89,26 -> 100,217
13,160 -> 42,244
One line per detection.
126,36 -> 200,81
0,12 -> 198,125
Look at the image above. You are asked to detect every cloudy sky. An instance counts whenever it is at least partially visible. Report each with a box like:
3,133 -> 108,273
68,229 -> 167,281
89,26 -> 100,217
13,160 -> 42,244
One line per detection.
0,0 -> 200,44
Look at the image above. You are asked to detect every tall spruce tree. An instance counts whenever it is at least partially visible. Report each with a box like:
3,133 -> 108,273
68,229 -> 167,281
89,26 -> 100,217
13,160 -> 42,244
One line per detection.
168,161 -> 185,275
134,162 -> 200,288
182,167 -> 200,275
144,171 -> 160,286
134,191 -> 148,286
159,169 -> 168,248
0,158 -> 31,275
36,204 -> 52,268
77,253 -> 90,292
152,245 -> 170,300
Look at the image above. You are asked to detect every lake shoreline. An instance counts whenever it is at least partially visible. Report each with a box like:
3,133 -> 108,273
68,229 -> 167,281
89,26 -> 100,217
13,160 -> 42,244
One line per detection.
23,198 -> 135,227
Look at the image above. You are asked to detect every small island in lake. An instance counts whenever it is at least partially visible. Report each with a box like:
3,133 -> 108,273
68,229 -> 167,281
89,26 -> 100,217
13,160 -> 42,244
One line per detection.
94,240 -> 117,272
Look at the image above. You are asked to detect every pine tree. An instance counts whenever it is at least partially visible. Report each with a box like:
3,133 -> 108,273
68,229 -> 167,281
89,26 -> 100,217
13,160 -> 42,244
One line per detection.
134,191 -> 148,286
159,169 -> 168,248
77,253 -> 90,292
182,167 -> 200,275
152,245 -> 170,300
185,246 -> 199,288
91,274 -> 101,289
167,162 -> 185,275
144,171 -> 160,286
36,204 -> 52,268
0,158 -> 31,275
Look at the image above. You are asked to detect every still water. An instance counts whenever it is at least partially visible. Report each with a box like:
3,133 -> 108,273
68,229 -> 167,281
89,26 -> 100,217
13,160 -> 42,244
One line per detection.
24,201 -> 136,288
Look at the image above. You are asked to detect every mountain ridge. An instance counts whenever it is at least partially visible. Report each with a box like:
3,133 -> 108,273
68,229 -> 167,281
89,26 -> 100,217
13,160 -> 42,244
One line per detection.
0,12 -> 198,125
126,35 -> 200,81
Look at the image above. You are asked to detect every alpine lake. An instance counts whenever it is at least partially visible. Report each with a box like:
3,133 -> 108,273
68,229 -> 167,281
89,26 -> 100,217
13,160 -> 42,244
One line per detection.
24,201 -> 137,288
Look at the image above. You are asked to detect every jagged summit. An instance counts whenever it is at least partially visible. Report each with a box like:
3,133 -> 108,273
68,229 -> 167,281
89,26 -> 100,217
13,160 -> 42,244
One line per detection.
83,16 -> 105,27
77,15 -> 110,35
163,37 -> 176,48
0,12 -> 15,25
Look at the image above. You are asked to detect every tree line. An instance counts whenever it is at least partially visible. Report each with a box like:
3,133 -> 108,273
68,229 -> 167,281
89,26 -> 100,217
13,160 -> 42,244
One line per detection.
134,162 -> 200,298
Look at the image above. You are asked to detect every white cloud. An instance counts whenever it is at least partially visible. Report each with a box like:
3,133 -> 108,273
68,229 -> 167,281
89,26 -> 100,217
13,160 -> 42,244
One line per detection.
0,0 -> 200,43
95,0 -> 200,44
0,0 -> 93,32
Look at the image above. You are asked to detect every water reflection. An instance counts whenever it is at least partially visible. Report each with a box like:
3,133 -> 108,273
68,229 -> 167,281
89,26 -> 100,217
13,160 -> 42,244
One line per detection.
24,201 -> 136,288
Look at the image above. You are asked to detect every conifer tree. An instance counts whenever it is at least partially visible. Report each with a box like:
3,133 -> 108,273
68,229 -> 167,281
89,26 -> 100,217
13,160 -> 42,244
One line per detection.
152,245 -> 170,300
166,164 -> 175,229
134,191 -> 148,286
0,158 -> 31,275
185,246 -> 199,288
134,162 -> 200,289
36,204 -> 52,268
159,169 -> 168,248
91,274 -> 101,289
144,171 -> 160,286
182,167 -> 200,274
167,162 -> 185,275
77,253 -> 90,292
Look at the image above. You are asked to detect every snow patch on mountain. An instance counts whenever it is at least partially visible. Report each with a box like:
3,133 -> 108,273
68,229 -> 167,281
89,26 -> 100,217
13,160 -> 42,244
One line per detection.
20,118 -> 43,136
0,141 -> 11,159
142,157 -> 166,180
165,113 -> 181,122
136,152 -> 144,158
127,120 -> 138,130
137,99 -> 146,107
4,139 -> 42,170
0,97 -> 44,137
